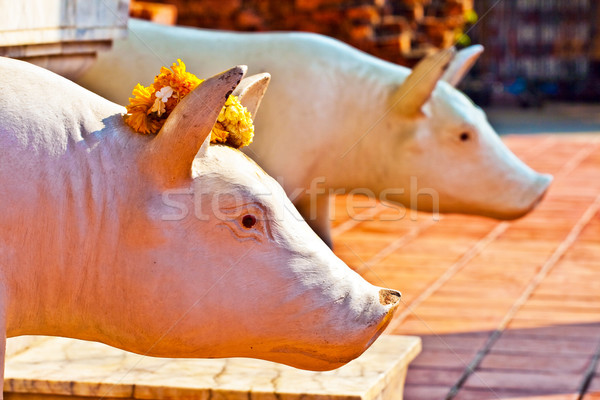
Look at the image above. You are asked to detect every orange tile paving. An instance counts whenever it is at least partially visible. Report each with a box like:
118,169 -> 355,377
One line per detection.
330,134 -> 600,400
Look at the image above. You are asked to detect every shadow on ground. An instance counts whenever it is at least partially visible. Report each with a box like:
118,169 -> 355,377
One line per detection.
405,322 -> 600,400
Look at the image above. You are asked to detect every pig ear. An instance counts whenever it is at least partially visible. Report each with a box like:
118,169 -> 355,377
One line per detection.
145,65 -> 247,186
441,45 -> 484,87
393,47 -> 456,117
232,73 -> 271,117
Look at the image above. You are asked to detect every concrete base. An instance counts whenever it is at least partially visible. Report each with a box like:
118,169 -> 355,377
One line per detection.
3,335 -> 420,400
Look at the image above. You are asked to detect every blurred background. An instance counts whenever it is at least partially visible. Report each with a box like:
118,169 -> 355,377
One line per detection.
130,0 -> 600,133
3,0 -> 598,132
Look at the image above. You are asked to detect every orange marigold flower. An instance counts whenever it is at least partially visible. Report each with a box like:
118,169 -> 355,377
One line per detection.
153,59 -> 202,100
124,84 -> 161,135
123,59 -> 255,148
123,108 -> 162,135
215,95 -> 254,148
127,83 -> 154,109
211,122 -> 230,144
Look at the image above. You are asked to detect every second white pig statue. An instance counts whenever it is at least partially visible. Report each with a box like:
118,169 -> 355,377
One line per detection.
78,20 -> 552,246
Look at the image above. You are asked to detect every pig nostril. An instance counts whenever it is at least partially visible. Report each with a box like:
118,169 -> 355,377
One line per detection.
379,289 -> 401,306
242,214 -> 257,229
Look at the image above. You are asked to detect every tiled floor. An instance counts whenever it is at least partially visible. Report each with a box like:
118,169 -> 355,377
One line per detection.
330,134 -> 600,400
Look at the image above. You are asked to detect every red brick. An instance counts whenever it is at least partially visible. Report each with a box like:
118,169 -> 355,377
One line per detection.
506,319 -> 600,339
405,366 -> 464,386
235,9 -> 263,29
347,24 -> 375,41
513,308 -> 600,325
411,348 -> 478,369
492,333 -> 597,356
346,5 -> 380,23
587,374 -> 600,392
509,322 -> 600,339
463,370 -> 581,392
479,352 -> 591,373
295,0 -> 321,11
455,389 -> 578,400
410,303 -> 509,320
404,385 -> 451,400
396,315 -> 501,335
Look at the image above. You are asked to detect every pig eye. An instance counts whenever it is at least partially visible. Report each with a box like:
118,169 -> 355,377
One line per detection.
217,203 -> 273,243
242,214 -> 257,229
459,132 -> 471,142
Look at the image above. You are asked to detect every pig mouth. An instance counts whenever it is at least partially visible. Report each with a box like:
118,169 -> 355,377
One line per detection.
477,186 -> 550,221
266,319 -> 395,371
271,345 -> 363,367
436,179 -> 551,221
267,290 -> 401,371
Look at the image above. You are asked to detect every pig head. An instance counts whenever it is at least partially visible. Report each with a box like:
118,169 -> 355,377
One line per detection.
356,46 -> 552,221
76,20 -> 551,247
0,56 -> 401,391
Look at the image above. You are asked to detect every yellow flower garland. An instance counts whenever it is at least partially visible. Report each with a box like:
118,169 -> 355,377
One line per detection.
123,59 -> 254,148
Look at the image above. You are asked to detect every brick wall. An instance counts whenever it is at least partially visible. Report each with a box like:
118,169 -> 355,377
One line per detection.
131,0 -> 474,67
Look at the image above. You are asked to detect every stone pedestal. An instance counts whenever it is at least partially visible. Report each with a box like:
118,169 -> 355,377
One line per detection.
4,335 -> 420,400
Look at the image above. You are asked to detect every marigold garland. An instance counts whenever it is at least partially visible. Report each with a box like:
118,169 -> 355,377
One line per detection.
123,59 -> 254,148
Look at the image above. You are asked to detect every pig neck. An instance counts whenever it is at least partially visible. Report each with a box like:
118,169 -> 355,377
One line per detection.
1,115 -> 147,340
315,64 -> 413,197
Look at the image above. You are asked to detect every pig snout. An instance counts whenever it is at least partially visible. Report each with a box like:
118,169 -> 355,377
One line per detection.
501,172 -> 552,220
266,253 -> 402,371
527,173 -> 553,211
303,283 -> 401,370
368,288 -> 401,343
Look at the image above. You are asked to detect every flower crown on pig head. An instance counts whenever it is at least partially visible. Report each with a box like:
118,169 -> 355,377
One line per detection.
124,59 -> 254,149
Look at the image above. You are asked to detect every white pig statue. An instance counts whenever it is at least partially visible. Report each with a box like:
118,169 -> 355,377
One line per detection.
0,56 -> 402,390
77,19 -> 553,246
